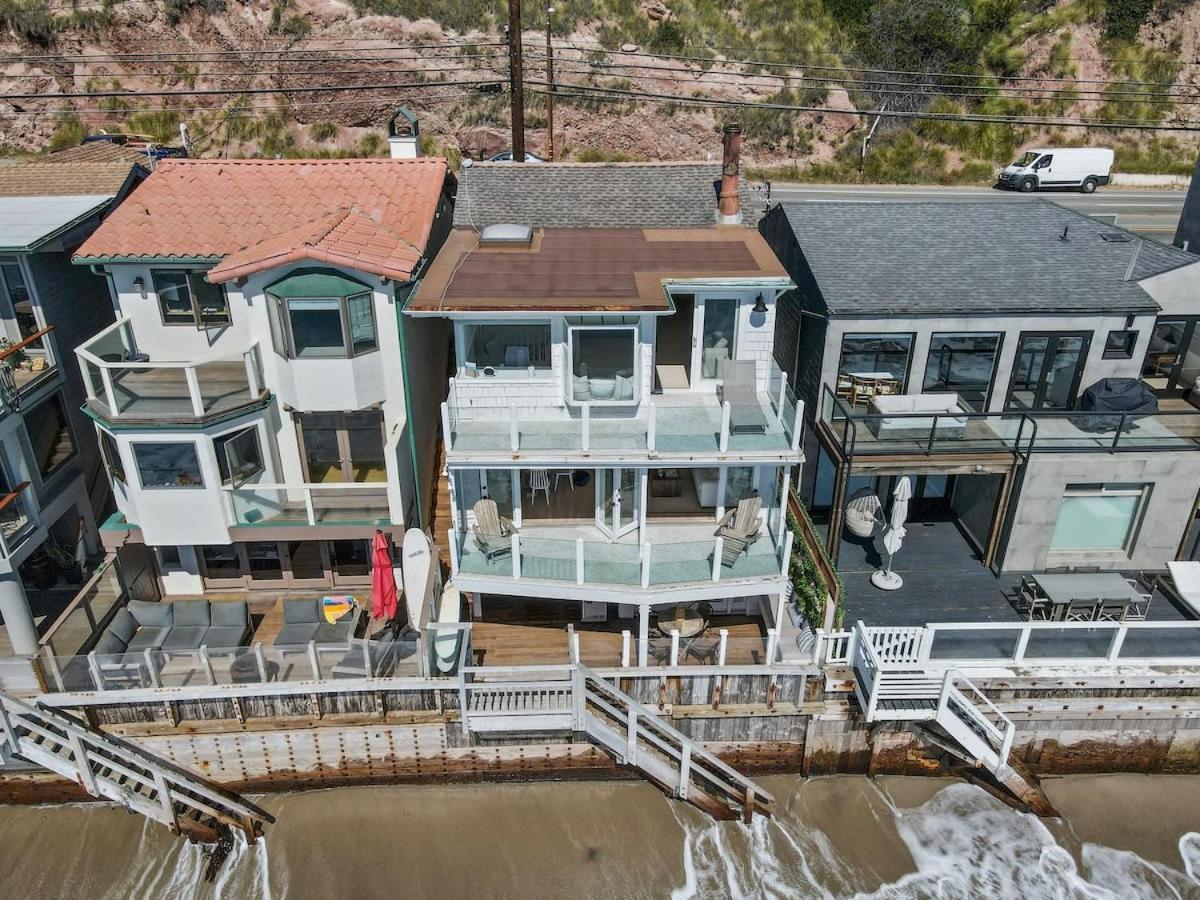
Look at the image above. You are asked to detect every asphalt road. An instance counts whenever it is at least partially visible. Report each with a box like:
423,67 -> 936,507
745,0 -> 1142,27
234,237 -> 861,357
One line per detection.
762,183 -> 1187,240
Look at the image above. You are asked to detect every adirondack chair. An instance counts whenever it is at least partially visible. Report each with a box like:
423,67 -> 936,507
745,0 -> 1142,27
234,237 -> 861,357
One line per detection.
472,497 -> 517,559
715,494 -> 762,567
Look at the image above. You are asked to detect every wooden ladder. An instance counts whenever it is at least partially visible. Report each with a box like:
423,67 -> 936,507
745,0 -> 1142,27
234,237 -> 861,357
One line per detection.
0,691 -> 273,844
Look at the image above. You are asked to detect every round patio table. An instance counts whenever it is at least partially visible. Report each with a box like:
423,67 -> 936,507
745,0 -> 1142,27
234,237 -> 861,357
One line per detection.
653,604 -> 708,639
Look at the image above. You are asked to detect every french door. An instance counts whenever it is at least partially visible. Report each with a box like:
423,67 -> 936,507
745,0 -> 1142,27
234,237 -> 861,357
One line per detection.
595,468 -> 640,539
696,298 -> 738,383
296,411 -> 387,483
1005,332 -> 1090,411
198,539 -> 373,589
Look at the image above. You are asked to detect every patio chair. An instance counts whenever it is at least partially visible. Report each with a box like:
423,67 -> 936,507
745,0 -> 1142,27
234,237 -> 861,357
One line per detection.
850,376 -> 877,407
472,498 -> 517,559
1065,598 -> 1099,621
683,635 -> 719,665
716,494 -> 762,567
844,488 -> 882,540
527,469 -> 551,505
835,373 -> 853,400
1096,600 -> 1129,623
718,360 -> 768,435
1016,576 -> 1049,621
1124,575 -> 1153,620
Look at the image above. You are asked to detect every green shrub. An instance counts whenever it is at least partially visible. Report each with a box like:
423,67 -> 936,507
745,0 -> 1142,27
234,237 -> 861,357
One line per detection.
47,111 -> 84,152
573,147 -> 638,162
1104,0 -> 1154,40
163,0 -> 224,26
128,110 -> 180,143
355,131 -> 386,157
308,120 -> 340,143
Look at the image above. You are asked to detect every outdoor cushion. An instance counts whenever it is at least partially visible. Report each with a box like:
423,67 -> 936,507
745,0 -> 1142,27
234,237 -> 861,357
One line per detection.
92,630 -> 128,657
125,627 -> 170,653
210,601 -> 249,627
107,609 -> 139,645
160,626 -> 209,651
283,599 -> 322,624
202,626 -> 250,650
171,601 -> 211,627
127,599 -> 173,628
275,623 -> 320,646
314,621 -> 352,644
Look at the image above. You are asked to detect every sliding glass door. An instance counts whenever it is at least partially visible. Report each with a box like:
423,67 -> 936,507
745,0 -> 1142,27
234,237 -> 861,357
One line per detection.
1142,318 -> 1200,397
1005,332 -> 1090,411
595,468 -> 640,539
922,332 -> 1002,411
297,411 -> 386,483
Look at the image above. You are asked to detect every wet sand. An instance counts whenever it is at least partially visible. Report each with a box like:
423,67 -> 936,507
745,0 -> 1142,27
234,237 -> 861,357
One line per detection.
0,775 -> 1197,899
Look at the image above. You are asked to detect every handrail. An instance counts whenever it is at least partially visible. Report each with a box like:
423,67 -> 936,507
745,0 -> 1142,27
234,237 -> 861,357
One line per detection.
580,664 -> 775,803
222,481 -> 390,492
37,556 -> 115,647
77,317 -> 256,369
0,325 -> 54,362
0,481 -> 30,513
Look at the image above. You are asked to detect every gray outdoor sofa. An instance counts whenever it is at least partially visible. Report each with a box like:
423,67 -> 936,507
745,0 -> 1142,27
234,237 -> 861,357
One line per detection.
92,599 -> 252,659
274,598 -> 362,646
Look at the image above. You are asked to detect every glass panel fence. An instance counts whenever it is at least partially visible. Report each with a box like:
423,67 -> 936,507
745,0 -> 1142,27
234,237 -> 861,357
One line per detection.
518,537 -> 578,582
647,540 -> 713,586
1118,626 -> 1200,660
111,366 -> 193,417
581,541 -> 641,586
654,404 -> 722,453
1022,627 -> 1112,660
928,628 -> 1023,661
193,357 -> 254,416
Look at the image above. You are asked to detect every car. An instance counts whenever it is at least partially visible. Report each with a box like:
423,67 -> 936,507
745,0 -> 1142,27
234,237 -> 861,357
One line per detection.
487,150 -> 545,163
997,148 -> 1114,194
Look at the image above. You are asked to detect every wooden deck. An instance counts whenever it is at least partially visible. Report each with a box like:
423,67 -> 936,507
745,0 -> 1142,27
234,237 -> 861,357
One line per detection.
87,360 -> 267,423
470,596 -> 768,668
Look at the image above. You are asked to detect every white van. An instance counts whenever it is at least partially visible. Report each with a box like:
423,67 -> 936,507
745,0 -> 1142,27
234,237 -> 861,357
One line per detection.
997,148 -> 1114,193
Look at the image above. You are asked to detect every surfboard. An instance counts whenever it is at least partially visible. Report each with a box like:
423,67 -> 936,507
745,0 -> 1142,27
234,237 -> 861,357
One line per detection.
401,529 -> 435,633
432,580 -> 462,674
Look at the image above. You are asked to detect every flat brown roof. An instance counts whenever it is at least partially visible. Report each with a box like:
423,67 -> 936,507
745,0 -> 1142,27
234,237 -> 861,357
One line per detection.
408,227 -> 788,313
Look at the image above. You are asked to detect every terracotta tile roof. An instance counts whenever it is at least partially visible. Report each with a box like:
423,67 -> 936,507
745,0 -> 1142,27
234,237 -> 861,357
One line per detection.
75,157 -> 450,283
0,143 -> 148,197
409,227 -> 788,313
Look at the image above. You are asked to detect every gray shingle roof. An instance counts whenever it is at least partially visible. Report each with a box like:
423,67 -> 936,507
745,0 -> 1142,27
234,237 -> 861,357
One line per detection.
452,161 -> 759,229
771,200 -> 1197,316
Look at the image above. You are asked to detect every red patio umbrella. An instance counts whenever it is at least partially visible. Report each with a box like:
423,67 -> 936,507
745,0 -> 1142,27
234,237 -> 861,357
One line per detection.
370,530 -> 399,623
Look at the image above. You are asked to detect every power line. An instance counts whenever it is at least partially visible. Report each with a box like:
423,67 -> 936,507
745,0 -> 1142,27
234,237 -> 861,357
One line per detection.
0,77 -> 499,101
529,80 -> 1200,132
0,40 -> 510,62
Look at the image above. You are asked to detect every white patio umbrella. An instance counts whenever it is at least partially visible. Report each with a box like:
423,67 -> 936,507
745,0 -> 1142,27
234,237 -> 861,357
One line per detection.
871,477 -> 912,591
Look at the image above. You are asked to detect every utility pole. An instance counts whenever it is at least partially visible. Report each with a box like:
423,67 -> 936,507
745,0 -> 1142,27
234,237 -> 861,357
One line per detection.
545,2 -> 555,161
507,0 -> 526,162
859,103 -> 887,181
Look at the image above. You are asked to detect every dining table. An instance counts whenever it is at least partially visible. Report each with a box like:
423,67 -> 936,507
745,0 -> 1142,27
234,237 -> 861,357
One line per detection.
653,603 -> 709,639
1030,573 -> 1143,619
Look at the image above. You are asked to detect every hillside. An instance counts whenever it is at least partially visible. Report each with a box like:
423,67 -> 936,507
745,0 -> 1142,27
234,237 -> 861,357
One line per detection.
0,0 -> 1197,182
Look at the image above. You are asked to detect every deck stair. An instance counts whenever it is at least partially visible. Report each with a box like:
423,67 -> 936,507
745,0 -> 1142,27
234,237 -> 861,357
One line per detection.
0,691 -> 273,844
849,622 -> 1054,815
458,664 -> 773,821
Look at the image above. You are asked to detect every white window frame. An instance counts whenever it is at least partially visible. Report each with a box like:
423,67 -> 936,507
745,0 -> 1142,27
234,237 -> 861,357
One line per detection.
565,324 -> 640,407
214,423 -> 266,488
1049,483 -> 1149,554
131,440 -> 206,490
456,319 -> 554,379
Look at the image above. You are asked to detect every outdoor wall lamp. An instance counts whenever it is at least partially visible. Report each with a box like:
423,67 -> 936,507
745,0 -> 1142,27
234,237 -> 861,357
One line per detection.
133,276 -> 146,298
752,293 -> 767,313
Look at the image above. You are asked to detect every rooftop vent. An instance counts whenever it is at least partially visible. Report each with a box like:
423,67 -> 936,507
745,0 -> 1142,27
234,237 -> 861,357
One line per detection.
480,223 -> 533,246
1100,231 -> 1134,243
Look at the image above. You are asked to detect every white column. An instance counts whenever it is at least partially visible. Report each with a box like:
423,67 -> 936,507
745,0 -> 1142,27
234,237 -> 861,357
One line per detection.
0,574 -> 36,656
638,468 -> 649,542
719,401 -> 731,452
638,603 -> 649,666
511,467 -> 523,528
184,367 -> 205,417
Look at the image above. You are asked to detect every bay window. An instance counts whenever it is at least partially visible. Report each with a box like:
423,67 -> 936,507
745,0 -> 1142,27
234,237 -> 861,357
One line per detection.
267,291 -> 377,359
568,325 -> 638,405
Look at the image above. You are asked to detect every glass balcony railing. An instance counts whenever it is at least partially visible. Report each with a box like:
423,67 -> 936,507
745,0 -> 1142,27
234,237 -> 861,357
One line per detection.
224,483 -> 391,528
0,480 -> 35,557
442,356 -> 804,459
820,383 -> 1200,459
0,324 -> 60,413
76,318 -> 266,422
451,525 -> 791,590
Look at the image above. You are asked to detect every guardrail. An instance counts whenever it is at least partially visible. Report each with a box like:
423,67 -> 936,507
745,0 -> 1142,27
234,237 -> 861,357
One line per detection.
76,318 -> 265,421
0,480 -> 34,557
223,481 -> 392,528
0,325 -> 59,411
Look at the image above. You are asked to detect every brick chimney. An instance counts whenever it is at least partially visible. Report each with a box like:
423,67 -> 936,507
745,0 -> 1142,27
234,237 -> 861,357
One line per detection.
717,122 -> 743,225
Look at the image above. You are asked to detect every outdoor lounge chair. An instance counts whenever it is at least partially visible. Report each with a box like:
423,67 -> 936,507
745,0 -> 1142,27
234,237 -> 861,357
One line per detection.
1167,561 -> 1200,617
472,497 -> 517,559
716,494 -> 762,567
718,360 -> 768,435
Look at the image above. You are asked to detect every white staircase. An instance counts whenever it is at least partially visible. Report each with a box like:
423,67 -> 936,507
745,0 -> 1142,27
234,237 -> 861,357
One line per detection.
0,691 -> 272,844
458,664 -> 773,821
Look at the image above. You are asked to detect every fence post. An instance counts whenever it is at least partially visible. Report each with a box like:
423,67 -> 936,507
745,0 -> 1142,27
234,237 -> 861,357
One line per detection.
670,629 -> 680,666
512,533 -> 522,579
510,403 -> 519,452
581,402 -> 591,452
777,370 -> 788,425
621,631 -> 631,667
87,652 -> 106,691
42,646 -> 65,693
66,731 -> 98,796
719,401 -> 731,452
567,624 -> 580,664
440,401 -> 452,450
184,366 -> 205,417
303,488 -> 316,527
572,664 -> 585,730
647,402 -> 656,452
626,708 -> 638,765
1106,625 -> 1128,662
253,642 -> 268,681
98,366 -> 119,417
712,536 -> 723,582
766,627 -> 779,665
576,538 -> 584,584
718,629 -> 728,666
791,399 -> 805,451
678,744 -> 691,800
1013,626 -> 1032,664
449,528 -> 461,577
641,542 -> 651,589
307,641 -> 321,680
780,531 -> 794,576
243,350 -> 261,398
143,649 -> 162,688
198,646 -> 216,685
458,672 -> 470,735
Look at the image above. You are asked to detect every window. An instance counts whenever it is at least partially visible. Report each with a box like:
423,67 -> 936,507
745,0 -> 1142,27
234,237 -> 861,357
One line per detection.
0,261 -> 41,348
99,429 -> 125,485
153,270 -> 230,327
133,442 -> 204,488
923,333 -> 1002,411
215,426 -> 264,487
1103,329 -> 1138,360
838,334 -> 914,386
269,292 -> 377,359
1050,484 -> 1148,552
297,411 -> 385,483
462,323 -> 551,374
1035,154 -> 1053,169
26,394 -> 74,480
700,299 -> 738,379
331,539 -> 370,577
567,326 -> 638,405
158,546 -> 181,567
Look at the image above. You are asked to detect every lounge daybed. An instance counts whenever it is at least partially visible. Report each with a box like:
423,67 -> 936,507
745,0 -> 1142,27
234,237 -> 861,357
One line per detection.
718,360 -> 768,435
92,599 -> 252,660
274,598 -> 362,646
867,393 -> 969,440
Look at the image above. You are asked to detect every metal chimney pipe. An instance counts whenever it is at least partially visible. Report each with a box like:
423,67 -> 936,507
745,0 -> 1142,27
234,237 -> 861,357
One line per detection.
717,122 -> 743,225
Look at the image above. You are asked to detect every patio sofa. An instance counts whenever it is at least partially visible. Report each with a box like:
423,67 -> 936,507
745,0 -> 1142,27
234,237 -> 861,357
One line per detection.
91,599 -> 252,659
867,393 -> 970,440
274,598 -> 362,646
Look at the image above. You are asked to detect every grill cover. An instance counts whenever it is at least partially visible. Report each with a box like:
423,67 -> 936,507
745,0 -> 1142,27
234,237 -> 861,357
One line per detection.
1073,378 -> 1158,432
